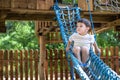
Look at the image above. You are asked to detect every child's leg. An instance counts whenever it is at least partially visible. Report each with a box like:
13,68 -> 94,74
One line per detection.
81,46 -> 89,63
73,46 -> 82,63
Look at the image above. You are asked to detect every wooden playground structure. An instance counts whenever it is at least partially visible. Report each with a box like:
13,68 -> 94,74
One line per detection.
0,0 -> 120,80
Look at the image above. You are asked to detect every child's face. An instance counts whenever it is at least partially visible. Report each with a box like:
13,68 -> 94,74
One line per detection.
76,22 -> 89,35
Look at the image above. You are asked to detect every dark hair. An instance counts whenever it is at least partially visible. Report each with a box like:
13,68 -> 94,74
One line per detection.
77,18 -> 91,27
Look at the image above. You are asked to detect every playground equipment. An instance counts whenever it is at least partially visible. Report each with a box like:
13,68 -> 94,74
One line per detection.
94,0 -> 120,12
53,0 -> 120,80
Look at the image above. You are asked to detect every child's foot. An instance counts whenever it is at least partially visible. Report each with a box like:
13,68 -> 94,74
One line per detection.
83,60 -> 91,67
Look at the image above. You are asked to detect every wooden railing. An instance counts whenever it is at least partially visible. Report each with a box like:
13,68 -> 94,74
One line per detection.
0,46 -> 119,80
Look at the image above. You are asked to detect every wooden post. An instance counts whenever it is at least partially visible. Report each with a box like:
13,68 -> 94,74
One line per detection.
78,0 -> 93,11
39,35 -> 46,80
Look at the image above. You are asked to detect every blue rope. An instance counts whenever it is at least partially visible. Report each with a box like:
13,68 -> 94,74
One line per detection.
89,49 -> 120,80
55,0 -> 58,5
86,0 -> 101,57
86,0 -> 96,40
53,4 -> 90,80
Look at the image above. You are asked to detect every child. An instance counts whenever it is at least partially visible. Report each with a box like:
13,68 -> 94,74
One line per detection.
66,18 -> 100,64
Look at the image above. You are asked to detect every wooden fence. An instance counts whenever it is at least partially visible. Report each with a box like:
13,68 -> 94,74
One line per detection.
0,50 -> 39,80
0,46 -> 119,80
45,46 -> 120,80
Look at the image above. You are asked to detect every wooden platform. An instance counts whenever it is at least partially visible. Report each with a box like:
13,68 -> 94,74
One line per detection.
1,8 -> 120,34
0,0 -> 120,33
1,8 -> 120,21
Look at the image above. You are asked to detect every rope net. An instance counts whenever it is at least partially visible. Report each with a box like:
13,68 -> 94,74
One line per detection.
94,0 -> 120,12
53,6 -> 81,45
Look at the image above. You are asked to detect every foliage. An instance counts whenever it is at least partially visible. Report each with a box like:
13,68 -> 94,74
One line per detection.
46,43 -> 64,50
96,29 -> 120,48
0,21 -> 39,50
0,21 -> 119,50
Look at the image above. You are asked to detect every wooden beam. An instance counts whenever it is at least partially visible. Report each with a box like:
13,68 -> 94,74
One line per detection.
2,8 -> 119,21
1,9 -> 55,20
96,26 -> 114,33
82,12 -> 119,23
96,19 -> 120,33
39,35 -> 46,80
83,11 -> 120,15
6,12 -> 55,21
9,9 -> 54,14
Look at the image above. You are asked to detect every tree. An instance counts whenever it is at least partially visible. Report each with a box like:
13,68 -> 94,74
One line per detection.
97,29 -> 120,48
0,21 -> 39,50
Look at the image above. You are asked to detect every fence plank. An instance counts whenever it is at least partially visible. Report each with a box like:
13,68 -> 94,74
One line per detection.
24,50 -> 28,80
15,50 -> 18,80
30,50 -> 33,80
115,46 -> 119,74
20,50 -> 23,80
60,50 -> 63,80
45,50 -> 48,80
101,48 -> 105,62
54,49 -> 58,80
9,50 -> 13,80
49,49 -> 53,80
110,46 -> 114,70
64,52 -> 69,80
0,50 -> 3,80
35,50 -> 39,80
4,50 -> 8,80
105,48 -> 109,65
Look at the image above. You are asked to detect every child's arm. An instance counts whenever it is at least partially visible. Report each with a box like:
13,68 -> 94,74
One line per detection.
66,41 -> 72,52
93,41 -> 100,53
